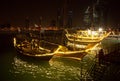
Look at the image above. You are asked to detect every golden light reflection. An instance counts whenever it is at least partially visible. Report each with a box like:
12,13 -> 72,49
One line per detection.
12,56 -> 81,81
98,28 -> 103,32
85,43 -> 100,52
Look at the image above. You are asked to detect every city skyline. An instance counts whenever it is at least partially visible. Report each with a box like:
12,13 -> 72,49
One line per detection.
0,0 -> 120,27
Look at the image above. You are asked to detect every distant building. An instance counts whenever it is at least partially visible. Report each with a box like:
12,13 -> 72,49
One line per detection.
57,0 -> 72,28
83,0 -> 108,29
25,17 -> 30,28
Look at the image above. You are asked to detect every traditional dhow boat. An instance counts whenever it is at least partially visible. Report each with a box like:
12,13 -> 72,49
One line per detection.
54,42 -> 100,60
13,37 -> 64,61
65,28 -> 111,44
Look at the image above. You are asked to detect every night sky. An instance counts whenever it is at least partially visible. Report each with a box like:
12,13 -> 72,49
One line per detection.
0,0 -> 120,27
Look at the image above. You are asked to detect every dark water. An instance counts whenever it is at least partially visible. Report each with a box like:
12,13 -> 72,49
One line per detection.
0,33 -> 120,81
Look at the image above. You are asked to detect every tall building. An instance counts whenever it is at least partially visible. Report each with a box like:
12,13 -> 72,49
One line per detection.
25,17 -> 30,28
57,0 -> 73,28
83,0 -> 108,29
83,6 -> 91,28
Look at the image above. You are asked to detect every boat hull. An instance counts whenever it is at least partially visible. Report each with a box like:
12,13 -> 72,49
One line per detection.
15,45 -> 54,61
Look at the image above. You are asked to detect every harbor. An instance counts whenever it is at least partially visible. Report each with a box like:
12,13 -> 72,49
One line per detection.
0,0 -> 120,81
0,29 -> 120,81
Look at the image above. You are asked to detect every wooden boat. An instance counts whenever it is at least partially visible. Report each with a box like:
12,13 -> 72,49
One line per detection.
13,37 -> 63,61
65,29 -> 110,43
54,42 -> 100,61
54,50 -> 87,60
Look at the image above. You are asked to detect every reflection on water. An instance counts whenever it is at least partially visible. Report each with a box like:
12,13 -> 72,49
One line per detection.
11,56 -> 81,81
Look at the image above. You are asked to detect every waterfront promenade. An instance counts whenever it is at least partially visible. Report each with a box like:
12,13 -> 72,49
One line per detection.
79,38 -> 120,81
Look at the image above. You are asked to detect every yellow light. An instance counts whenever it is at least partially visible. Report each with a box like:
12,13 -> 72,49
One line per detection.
88,29 -> 91,35
92,31 -> 95,35
99,28 -> 102,32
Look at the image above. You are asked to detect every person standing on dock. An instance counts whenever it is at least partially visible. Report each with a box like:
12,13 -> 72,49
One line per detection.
98,49 -> 104,65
